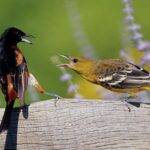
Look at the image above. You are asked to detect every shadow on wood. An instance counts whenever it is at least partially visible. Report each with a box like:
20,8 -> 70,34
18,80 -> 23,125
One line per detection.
0,99 -> 150,150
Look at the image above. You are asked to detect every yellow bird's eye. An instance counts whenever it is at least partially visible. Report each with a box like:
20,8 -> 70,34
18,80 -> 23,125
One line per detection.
73,58 -> 78,63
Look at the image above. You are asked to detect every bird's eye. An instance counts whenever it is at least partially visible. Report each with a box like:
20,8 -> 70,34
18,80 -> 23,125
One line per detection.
16,31 -> 20,37
73,58 -> 78,63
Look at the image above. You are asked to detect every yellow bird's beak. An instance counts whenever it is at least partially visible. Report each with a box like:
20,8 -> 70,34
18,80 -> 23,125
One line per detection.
58,54 -> 70,68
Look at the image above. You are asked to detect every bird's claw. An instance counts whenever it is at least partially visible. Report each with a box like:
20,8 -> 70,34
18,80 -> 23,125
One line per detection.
53,94 -> 63,99
44,92 -> 63,107
53,94 -> 63,107
122,100 -> 131,112
120,97 -> 132,112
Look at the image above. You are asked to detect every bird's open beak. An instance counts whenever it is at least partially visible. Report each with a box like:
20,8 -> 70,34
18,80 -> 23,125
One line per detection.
58,54 -> 70,68
21,34 -> 35,44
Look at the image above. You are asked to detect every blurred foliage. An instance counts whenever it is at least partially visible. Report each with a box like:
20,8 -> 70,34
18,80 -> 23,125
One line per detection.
0,0 -> 150,106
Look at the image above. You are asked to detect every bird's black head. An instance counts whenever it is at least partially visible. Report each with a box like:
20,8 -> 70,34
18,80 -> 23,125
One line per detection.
0,27 -> 34,45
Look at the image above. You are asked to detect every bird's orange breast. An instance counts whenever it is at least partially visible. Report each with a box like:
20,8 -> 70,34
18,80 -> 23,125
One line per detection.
6,74 -> 17,102
15,48 -> 23,66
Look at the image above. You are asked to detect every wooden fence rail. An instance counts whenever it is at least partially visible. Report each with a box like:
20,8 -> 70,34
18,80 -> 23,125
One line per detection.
0,99 -> 150,150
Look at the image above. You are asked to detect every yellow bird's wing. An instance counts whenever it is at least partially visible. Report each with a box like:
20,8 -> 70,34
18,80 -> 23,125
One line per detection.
96,60 -> 150,90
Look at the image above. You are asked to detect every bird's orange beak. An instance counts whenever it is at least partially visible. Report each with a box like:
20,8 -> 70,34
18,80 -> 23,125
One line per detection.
58,54 -> 70,68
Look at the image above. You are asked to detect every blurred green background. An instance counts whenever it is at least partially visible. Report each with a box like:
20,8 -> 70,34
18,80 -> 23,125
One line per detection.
0,0 -> 150,105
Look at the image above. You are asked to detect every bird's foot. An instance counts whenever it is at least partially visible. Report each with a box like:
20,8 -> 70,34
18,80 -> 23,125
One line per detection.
44,92 -> 63,107
121,99 -> 131,112
120,96 -> 133,112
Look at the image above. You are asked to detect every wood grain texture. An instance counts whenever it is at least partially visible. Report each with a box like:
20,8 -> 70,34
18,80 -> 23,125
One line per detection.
0,99 -> 150,150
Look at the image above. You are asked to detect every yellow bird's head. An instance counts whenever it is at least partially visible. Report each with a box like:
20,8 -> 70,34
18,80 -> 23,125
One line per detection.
59,55 -> 93,72
58,54 -> 97,83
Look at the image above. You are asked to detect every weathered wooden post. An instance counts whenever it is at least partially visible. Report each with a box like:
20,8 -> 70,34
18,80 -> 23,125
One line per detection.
0,99 -> 150,150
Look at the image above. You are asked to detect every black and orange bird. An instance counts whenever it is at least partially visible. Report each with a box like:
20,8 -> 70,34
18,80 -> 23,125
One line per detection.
0,27 -> 60,132
59,55 -> 150,109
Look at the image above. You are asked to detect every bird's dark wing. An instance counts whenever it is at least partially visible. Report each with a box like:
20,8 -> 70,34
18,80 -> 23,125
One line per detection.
97,60 -> 150,89
15,48 -> 29,106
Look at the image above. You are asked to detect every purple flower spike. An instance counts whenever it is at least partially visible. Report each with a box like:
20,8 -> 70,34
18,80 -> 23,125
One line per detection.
67,84 -> 79,93
137,41 -> 150,51
124,15 -> 134,22
141,53 -> 150,64
127,24 -> 141,31
122,0 -> 131,3
74,93 -> 83,99
122,7 -> 134,13
60,73 -> 72,81
132,32 -> 143,40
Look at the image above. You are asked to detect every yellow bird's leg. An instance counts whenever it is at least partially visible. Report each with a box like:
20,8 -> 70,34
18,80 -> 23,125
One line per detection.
120,93 -> 138,112
121,99 -> 131,112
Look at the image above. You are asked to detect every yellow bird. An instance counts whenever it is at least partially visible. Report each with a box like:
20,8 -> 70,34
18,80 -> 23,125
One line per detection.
59,55 -> 150,110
